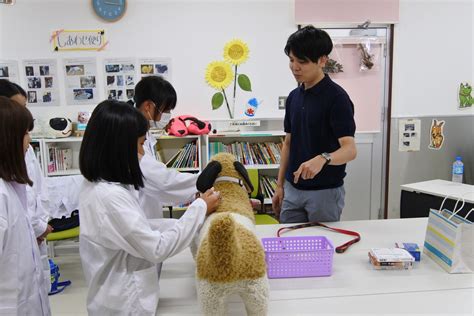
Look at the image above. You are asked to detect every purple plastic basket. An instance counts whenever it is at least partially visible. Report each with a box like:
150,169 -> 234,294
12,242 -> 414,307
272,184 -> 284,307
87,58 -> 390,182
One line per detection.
262,236 -> 334,278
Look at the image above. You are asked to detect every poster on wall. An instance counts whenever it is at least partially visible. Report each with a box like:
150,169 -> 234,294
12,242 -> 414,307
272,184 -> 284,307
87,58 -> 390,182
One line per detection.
0,60 -> 20,84
63,58 -> 99,105
51,29 -> 108,52
428,119 -> 445,150
138,58 -> 171,82
22,59 -> 60,106
398,119 -> 420,152
103,58 -> 136,102
458,82 -> 473,109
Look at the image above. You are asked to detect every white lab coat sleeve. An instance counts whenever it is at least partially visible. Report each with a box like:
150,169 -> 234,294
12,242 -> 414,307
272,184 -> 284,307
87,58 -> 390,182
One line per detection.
0,194 -> 7,257
101,192 -> 207,263
26,147 -> 49,237
148,218 -> 179,232
140,154 -> 198,204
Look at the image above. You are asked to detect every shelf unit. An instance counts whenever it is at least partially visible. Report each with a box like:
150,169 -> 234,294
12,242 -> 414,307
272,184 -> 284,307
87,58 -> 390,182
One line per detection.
42,137 -> 83,177
204,131 -> 284,210
155,135 -> 202,173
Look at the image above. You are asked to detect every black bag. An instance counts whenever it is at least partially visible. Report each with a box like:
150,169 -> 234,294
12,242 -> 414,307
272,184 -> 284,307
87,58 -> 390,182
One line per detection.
48,210 -> 79,232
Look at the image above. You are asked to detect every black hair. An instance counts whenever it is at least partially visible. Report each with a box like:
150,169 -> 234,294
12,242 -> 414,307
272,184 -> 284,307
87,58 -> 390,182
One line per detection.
79,100 -> 148,190
0,79 -> 26,98
134,76 -> 177,120
284,26 -> 333,63
0,96 -> 34,186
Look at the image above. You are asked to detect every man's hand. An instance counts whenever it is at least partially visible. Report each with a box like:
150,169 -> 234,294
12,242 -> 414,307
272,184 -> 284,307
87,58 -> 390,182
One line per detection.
272,185 -> 284,219
293,155 -> 326,184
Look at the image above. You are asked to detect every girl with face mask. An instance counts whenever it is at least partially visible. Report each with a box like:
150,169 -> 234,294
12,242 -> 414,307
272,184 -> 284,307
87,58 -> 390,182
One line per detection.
133,76 -> 199,220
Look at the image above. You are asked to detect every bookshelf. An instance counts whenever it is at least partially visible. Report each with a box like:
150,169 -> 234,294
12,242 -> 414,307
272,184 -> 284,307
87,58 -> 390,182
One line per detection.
42,137 -> 82,177
204,131 -> 284,210
154,135 -> 201,173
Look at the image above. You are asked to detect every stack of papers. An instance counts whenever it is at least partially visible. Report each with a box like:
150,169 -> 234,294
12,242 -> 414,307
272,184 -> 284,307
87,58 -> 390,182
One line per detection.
369,248 -> 415,270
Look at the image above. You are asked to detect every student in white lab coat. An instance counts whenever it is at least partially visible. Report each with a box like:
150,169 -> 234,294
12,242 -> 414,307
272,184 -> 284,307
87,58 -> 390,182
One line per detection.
78,100 -> 220,315
0,96 -> 51,315
133,76 -> 198,219
0,79 -> 52,293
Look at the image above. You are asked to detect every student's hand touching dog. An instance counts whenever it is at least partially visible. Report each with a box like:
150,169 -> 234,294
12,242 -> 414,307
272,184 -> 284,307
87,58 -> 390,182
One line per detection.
199,187 -> 221,215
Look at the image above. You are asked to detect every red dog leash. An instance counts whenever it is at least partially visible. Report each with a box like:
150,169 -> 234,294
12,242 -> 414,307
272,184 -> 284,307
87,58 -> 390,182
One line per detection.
277,222 -> 361,253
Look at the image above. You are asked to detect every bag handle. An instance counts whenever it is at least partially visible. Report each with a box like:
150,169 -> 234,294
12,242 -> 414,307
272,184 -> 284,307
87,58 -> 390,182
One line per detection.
439,194 -> 463,214
448,192 -> 472,219
465,208 -> 474,220
277,222 -> 361,254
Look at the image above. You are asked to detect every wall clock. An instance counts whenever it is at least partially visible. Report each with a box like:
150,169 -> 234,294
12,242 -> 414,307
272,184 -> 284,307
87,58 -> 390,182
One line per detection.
92,0 -> 126,22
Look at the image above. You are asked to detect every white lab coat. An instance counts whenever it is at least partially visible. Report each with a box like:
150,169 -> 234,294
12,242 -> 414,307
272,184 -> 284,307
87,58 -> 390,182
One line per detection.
79,180 -> 207,316
0,179 -> 51,315
25,145 -> 52,294
140,132 -> 198,219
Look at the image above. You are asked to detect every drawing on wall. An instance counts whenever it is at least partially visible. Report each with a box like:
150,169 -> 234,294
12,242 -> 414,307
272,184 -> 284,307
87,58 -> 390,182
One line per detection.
205,39 -> 252,119
63,58 -> 99,105
428,119 -> 445,150
23,59 -> 60,106
398,119 -> 421,152
104,58 -> 137,102
458,82 -> 473,109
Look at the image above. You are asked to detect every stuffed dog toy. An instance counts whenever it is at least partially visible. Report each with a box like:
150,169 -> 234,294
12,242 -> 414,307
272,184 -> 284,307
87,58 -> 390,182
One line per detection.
193,152 -> 269,315
166,115 -> 211,136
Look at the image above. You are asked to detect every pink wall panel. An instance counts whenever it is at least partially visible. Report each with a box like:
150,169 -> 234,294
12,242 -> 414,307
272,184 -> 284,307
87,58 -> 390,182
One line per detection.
295,0 -> 399,24
328,43 -> 383,132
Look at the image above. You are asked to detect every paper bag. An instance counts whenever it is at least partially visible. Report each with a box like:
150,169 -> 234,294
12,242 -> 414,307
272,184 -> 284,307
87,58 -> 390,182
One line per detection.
424,209 -> 473,273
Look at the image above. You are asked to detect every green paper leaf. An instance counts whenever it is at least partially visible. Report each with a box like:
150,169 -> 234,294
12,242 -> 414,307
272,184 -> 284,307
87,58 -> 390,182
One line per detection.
238,74 -> 252,92
211,92 -> 223,110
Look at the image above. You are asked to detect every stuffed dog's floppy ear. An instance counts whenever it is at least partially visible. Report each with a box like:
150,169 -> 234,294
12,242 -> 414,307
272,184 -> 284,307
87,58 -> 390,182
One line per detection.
233,161 -> 254,193
197,161 -> 222,193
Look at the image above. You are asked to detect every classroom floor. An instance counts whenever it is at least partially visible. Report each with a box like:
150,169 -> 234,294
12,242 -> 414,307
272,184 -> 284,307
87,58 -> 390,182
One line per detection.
49,254 -> 88,315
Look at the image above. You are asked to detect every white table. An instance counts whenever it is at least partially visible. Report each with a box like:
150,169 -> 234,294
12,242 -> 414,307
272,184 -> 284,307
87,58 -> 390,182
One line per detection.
157,218 -> 474,315
401,179 -> 474,203
400,180 -> 474,220
50,218 -> 473,315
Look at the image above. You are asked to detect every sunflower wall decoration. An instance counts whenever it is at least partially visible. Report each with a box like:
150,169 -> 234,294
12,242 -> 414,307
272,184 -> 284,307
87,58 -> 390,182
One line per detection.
205,39 -> 252,119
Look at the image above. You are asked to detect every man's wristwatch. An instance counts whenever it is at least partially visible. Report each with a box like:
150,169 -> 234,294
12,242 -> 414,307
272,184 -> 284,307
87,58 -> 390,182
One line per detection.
321,152 -> 331,166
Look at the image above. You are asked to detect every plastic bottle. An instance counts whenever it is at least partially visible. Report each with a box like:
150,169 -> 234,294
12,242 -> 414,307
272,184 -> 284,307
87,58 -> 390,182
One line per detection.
452,156 -> 464,183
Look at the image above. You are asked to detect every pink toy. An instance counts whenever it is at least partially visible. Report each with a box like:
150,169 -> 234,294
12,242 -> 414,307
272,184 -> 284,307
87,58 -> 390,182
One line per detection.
166,115 -> 212,137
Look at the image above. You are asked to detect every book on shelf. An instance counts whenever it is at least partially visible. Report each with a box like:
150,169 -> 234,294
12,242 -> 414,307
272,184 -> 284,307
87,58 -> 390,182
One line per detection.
164,141 -> 198,169
209,141 -> 282,165
47,147 -> 72,173
260,175 -> 277,199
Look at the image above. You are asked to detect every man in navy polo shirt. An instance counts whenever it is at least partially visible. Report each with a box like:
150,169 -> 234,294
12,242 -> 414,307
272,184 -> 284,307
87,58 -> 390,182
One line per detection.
272,26 -> 357,223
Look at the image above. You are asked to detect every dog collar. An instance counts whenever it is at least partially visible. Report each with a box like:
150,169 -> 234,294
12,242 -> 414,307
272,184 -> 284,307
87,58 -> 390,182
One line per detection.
214,176 -> 250,193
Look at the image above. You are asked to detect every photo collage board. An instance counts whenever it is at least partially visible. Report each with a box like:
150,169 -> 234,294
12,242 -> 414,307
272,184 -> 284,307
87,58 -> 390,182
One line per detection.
23,59 -> 60,106
2,57 -> 172,106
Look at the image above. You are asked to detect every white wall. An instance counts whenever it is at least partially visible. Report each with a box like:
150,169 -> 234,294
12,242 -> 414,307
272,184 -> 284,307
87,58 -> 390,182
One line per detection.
0,0 -> 296,121
392,0 -> 473,118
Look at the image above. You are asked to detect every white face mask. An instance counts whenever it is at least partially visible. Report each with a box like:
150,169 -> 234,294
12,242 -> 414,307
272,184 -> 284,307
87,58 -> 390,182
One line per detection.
155,112 -> 172,129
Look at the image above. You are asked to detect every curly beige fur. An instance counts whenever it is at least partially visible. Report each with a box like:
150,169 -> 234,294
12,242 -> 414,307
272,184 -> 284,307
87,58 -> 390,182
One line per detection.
194,153 -> 269,315
197,213 -> 266,282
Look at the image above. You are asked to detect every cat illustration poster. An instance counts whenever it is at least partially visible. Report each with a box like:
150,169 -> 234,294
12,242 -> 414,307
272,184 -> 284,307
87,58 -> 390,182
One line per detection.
428,119 -> 445,150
